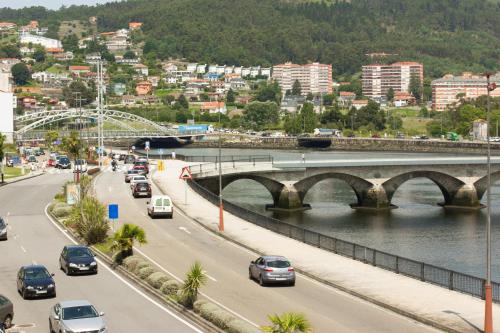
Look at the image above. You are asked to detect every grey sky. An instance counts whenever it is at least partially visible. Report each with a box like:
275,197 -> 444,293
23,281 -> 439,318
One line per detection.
0,0 -> 118,10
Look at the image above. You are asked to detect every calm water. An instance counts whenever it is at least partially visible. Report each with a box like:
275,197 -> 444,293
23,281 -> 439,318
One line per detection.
157,148 -> 500,280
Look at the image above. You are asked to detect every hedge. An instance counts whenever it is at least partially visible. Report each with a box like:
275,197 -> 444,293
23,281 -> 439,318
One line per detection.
138,266 -> 155,279
146,272 -> 169,289
226,319 -> 261,333
160,280 -> 180,296
134,261 -> 151,274
53,205 -> 73,218
123,256 -> 142,272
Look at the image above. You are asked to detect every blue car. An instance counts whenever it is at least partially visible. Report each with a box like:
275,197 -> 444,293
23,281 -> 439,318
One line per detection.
17,265 -> 56,299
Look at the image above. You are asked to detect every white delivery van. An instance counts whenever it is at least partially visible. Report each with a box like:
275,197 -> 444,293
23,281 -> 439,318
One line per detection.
147,195 -> 173,218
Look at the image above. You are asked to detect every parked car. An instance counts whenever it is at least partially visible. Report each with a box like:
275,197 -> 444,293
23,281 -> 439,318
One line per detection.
47,157 -> 57,167
147,195 -> 173,218
0,320 -> 4,333
248,255 -> 295,286
132,182 -> 152,198
371,133 -> 381,138
124,155 -> 136,164
49,300 -> 106,333
0,217 -> 7,241
56,156 -> 71,169
132,165 -> 148,176
490,136 -> 500,142
59,245 -> 98,275
119,154 -> 126,161
0,295 -> 13,329
17,265 -> 56,299
124,170 -> 141,183
395,132 -> 405,139
27,155 -> 37,163
74,159 -> 87,173
130,175 -> 148,189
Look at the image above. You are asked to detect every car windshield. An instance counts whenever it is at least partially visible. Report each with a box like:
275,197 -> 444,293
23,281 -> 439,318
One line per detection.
68,247 -> 93,258
60,158 -> 70,163
267,260 -> 291,268
24,267 -> 51,280
62,305 -> 99,320
128,170 -> 139,174
76,160 -> 85,165
134,177 -> 146,181
0,218 -> 5,227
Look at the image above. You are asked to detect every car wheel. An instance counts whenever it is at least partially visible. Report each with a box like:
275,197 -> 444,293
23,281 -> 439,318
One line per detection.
259,275 -> 265,286
4,315 -> 12,329
22,288 -> 28,299
248,269 -> 253,280
49,319 -> 54,333
289,280 -> 295,287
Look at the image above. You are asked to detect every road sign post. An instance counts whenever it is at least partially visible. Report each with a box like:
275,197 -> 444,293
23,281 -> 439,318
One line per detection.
179,167 -> 193,205
145,141 -> 150,160
158,148 -> 163,161
108,204 -> 119,232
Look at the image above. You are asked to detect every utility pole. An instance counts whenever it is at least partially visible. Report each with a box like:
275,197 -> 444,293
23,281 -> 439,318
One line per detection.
218,109 -> 224,232
484,72 -> 495,333
73,92 -> 82,183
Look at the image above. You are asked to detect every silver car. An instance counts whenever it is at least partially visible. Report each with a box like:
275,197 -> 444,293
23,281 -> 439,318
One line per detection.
49,300 -> 106,333
248,255 -> 296,286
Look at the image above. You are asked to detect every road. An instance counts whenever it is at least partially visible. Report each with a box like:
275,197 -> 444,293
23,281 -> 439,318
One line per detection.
0,173 -> 203,333
96,165 -> 441,333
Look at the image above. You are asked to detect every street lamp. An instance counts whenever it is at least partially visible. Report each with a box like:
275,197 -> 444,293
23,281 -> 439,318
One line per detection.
218,108 -> 224,232
484,72 -> 495,333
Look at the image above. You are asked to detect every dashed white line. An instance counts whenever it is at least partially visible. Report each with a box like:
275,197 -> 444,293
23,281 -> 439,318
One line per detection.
179,226 -> 191,234
203,271 -> 217,282
20,246 -> 27,253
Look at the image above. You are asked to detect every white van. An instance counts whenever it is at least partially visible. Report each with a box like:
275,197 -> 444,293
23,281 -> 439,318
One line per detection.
147,195 -> 173,218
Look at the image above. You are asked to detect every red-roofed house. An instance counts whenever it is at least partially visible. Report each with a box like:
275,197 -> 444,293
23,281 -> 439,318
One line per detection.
129,22 -> 143,30
136,81 -> 153,95
338,91 -> 356,107
352,99 -> 369,110
69,65 -> 91,77
200,101 -> 227,114
0,22 -> 16,31
393,91 -> 416,107
46,48 -> 64,54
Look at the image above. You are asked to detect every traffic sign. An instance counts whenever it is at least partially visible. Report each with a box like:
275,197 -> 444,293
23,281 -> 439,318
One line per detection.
158,160 -> 165,172
131,145 -> 136,151
158,148 -> 164,155
108,204 -> 119,219
179,167 -> 192,180
145,141 -> 150,151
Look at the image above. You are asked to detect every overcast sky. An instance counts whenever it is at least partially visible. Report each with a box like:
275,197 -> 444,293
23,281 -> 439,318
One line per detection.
0,0 -> 118,10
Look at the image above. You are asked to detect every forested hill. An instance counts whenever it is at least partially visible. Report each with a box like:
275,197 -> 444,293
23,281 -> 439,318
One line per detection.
1,0 -> 499,77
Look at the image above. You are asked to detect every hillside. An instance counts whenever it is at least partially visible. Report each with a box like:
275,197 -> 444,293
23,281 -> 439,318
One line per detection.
1,0 -> 499,77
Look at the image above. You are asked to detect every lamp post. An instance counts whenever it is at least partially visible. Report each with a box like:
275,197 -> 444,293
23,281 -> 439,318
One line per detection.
218,109 -> 224,232
484,72 -> 495,333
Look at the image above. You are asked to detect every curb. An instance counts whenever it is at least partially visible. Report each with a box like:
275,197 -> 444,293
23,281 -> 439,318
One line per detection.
0,171 -> 44,187
152,176 -> 463,333
46,205 -> 224,333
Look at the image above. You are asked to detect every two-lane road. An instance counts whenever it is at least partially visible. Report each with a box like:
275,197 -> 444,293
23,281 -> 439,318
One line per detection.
96,165 -> 441,333
0,174 -> 203,333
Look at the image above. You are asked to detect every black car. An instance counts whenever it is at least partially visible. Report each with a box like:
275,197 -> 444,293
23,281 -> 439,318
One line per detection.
59,245 -> 98,275
0,295 -> 13,329
56,157 -> 71,169
124,155 -> 136,164
17,265 -> 56,299
119,154 -> 126,161
0,218 -> 7,241
133,182 -> 152,198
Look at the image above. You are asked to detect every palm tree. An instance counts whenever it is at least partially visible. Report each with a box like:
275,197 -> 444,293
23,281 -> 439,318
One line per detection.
180,261 -> 207,307
261,312 -> 313,333
111,224 -> 147,259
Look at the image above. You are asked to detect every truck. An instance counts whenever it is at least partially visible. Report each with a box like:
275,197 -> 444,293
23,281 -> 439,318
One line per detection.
447,132 -> 459,141
178,124 -> 214,134
313,128 -> 342,137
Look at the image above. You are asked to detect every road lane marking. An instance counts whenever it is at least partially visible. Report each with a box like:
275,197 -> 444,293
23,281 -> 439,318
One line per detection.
133,247 -> 258,328
44,204 -> 204,333
203,271 -> 217,282
179,226 -> 191,234
20,246 -> 27,253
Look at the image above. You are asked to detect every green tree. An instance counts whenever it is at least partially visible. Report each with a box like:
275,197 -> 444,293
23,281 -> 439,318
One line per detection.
176,94 -> 189,109
180,261 -> 207,308
69,196 -> 110,245
243,101 -> 279,130
292,80 -> 302,96
11,63 -> 30,85
419,107 -> 429,117
283,113 -> 302,135
386,87 -> 394,102
63,80 -> 96,107
261,312 -> 313,333
387,115 -> 403,130
123,50 -> 136,59
0,134 -> 4,165
62,131 -> 83,161
320,105 -> 344,127
0,44 -> 20,58
33,47 -> 46,63
255,81 -> 281,104
409,74 -> 422,103
306,92 -> 313,101
44,130 -> 59,150
300,102 -> 317,133
62,34 -> 79,52
111,223 -> 147,262
322,94 -> 335,106
226,88 -> 235,103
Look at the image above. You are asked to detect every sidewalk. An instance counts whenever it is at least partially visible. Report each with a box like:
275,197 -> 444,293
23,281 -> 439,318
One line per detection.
0,170 -> 44,186
154,159 -> 499,333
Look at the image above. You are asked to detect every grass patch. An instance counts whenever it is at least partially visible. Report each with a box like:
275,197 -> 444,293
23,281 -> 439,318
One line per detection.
94,238 -> 114,256
3,167 -> 23,179
402,117 -> 431,135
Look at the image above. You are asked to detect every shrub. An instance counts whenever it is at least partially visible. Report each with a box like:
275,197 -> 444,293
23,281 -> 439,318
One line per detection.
197,301 -> 220,320
227,319 -> 261,333
207,309 -> 236,330
53,205 -> 72,218
160,280 -> 180,296
138,266 -> 155,279
54,192 -> 66,202
123,256 -> 142,271
134,261 -> 151,274
69,196 -> 109,245
146,272 -> 169,289
87,167 -> 100,176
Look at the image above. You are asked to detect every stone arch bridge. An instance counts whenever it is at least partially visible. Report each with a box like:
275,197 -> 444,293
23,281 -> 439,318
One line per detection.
192,157 -> 500,211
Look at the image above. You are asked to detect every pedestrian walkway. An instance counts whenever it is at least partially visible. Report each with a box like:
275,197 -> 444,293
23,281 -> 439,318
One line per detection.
153,159 -> 500,333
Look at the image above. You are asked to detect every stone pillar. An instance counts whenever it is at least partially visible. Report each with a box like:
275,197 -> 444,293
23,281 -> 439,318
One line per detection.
446,184 -> 481,209
269,184 -> 310,211
351,184 -> 391,210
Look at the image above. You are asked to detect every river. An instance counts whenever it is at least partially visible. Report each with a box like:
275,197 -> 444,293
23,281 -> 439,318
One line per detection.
153,148 -> 500,280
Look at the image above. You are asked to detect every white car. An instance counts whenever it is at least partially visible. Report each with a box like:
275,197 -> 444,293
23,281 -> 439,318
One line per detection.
74,159 -> 87,173
147,195 -> 173,218
130,175 -> 148,189
49,300 -> 106,333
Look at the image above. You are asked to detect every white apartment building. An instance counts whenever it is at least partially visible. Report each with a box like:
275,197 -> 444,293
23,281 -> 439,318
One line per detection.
272,62 -> 333,95
0,91 -> 14,143
187,63 -> 198,73
20,33 -> 62,49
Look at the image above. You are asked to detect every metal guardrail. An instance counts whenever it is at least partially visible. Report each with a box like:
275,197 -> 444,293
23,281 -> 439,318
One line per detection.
175,154 -> 274,174
188,179 -> 500,302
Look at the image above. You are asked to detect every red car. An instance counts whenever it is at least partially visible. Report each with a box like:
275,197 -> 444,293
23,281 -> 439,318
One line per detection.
132,165 -> 148,175
47,158 -> 57,167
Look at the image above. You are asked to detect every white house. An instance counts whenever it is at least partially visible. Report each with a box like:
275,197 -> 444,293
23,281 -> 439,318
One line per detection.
250,66 -> 261,77
196,64 -> 207,74
187,63 -> 197,73
133,64 -> 149,76
208,64 -> 217,73
216,65 -> 225,75
260,67 -> 271,77
0,91 -> 14,143
241,67 -> 251,77
234,67 -> 242,75
224,66 -> 234,75
20,33 -> 62,49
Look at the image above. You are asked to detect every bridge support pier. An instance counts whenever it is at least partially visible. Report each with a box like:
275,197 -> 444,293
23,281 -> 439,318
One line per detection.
267,184 -> 311,212
350,185 -> 393,210
439,184 -> 483,210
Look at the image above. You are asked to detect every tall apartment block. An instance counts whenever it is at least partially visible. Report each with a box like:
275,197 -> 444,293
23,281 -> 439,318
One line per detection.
431,72 -> 500,111
272,62 -> 333,96
362,62 -> 423,101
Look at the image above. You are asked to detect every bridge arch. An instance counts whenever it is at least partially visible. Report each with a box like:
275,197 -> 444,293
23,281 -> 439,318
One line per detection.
382,171 -> 466,206
474,171 -> 500,200
294,173 -> 377,207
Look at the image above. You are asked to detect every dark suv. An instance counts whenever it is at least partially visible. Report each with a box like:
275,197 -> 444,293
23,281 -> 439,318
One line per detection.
17,265 -> 56,299
56,157 -> 71,169
133,182 -> 152,198
0,295 -> 13,329
0,218 -> 7,241
59,245 -> 98,275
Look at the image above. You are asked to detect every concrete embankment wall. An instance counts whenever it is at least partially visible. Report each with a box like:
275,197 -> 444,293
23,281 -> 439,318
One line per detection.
189,137 -> 500,155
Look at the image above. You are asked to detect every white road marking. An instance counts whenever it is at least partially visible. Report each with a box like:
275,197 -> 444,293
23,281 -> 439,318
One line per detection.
203,271 -> 217,282
133,247 -> 259,328
179,226 -> 191,234
32,260 -> 37,265
20,246 -> 27,253
6,212 -> 10,216
44,204 -> 204,333
108,186 -> 113,192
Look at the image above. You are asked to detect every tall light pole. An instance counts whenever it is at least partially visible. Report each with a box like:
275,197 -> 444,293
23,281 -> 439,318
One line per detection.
484,72 -> 495,333
218,108 -> 224,232
73,92 -> 82,183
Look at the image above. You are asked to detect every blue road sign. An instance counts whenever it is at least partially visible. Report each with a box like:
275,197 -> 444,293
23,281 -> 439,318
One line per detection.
158,148 -> 164,155
108,204 -> 119,219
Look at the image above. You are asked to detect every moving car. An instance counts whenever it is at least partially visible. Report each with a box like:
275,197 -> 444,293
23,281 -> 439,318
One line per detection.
124,155 -> 136,164
27,155 -> 37,163
248,255 -> 295,286
132,182 -> 152,198
0,217 -> 7,241
59,245 -> 98,275
133,160 -> 149,174
74,159 -> 87,173
130,175 -> 148,189
124,169 -> 141,183
147,195 -> 173,218
49,300 -> 106,333
56,156 -> 71,169
0,295 -> 13,329
17,265 -> 56,299
132,165 -> 148,176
